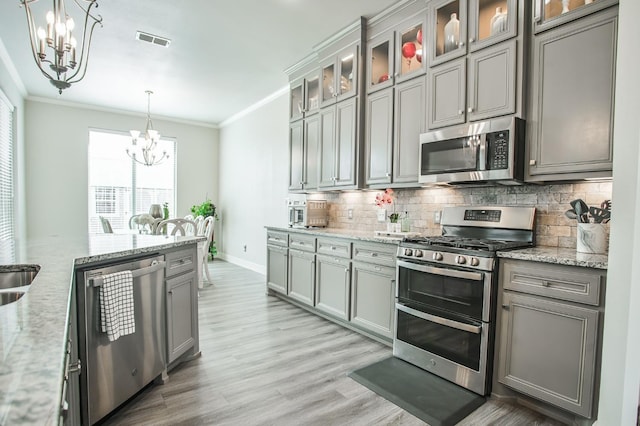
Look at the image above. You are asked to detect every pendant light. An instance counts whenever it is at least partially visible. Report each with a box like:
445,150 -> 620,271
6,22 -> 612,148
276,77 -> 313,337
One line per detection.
126,91 -> 168,167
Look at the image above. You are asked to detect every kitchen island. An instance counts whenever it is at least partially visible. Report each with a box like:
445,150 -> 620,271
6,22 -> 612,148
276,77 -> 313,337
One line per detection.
0,234 -> 203,425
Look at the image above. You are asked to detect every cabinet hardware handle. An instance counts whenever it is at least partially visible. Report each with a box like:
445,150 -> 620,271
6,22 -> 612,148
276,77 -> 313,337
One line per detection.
68,360 -> 82,375
468,107 -> 474,113
529,159 -> 537,166
331,246 -> 336,250
169,290 -> 173,295
458,41 -> 465,47
458,110 -> 464,115
371,252 -> 377,257
345,268 -> 349,273
385,172 -> 391,177
469,38 -> 475,43
542,281 -> 550,287
502,304 -> 510,310
394,73 -> 399,78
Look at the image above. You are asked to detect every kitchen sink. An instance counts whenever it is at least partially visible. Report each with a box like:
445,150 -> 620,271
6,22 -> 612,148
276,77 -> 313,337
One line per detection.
0,292 -> 26,306
0,265 -> 40,290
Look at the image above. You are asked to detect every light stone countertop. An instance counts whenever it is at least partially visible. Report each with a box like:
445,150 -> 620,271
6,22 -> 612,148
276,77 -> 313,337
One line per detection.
497,246 -> 608,269
265,226 -> 407,245
0,234 -> 203,425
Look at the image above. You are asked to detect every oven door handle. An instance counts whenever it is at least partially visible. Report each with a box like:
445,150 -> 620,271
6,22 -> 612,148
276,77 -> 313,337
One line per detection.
396,302 -> 482,334
397,260 -> 483,282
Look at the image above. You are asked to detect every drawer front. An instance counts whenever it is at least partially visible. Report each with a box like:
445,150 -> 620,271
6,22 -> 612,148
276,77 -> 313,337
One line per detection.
316,238 -> 351,259
165,247 -> 197,278
352,242 -> 397,267
266,231 -> 288,247
289,234 -> 316,252
501,260 -> 604,306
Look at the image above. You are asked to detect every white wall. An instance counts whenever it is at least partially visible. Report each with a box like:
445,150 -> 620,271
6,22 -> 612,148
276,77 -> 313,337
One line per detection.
217,92 -> 289,274
596,0 -> 640,424
24,100 -> 219,238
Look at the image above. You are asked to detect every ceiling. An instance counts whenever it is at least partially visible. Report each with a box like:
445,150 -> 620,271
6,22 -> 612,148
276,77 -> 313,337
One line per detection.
0,0 -> 399,126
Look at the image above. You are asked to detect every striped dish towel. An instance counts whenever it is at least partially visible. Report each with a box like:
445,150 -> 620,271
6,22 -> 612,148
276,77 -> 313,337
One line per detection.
99,270 -> 135,342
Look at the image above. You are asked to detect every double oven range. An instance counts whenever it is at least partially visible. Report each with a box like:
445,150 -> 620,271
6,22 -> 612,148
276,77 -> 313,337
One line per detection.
394,206 -> 535,395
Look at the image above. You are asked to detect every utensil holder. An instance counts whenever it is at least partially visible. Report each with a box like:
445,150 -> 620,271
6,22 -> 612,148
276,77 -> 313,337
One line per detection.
577,223 -> 607,254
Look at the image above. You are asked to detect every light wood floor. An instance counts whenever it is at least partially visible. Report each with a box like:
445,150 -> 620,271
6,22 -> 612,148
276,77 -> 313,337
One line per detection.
103,260 -> 564,426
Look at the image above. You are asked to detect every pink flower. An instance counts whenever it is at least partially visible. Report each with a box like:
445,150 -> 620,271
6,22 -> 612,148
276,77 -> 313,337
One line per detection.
374,188 -> 395,208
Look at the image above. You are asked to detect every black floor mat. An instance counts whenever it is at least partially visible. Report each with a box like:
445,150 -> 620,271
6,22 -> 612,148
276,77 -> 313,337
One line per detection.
348,357 -> 486,426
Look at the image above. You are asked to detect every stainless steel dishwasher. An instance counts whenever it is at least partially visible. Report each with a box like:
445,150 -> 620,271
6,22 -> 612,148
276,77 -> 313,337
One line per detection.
75,254 -> 166,425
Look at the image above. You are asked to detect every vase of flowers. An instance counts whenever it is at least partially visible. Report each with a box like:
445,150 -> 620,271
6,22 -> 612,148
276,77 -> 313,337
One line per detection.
375,188 -> 401,232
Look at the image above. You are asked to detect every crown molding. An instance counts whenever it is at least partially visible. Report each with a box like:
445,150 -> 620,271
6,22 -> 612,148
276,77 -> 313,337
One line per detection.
0,39 -> 28,98
219,85 -> 289,128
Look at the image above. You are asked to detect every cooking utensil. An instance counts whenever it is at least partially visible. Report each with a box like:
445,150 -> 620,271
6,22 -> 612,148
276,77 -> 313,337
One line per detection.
601,199 -> 612,211
564,209 -> 578,220
570,199 -> 589,223
589,206 -> 611,223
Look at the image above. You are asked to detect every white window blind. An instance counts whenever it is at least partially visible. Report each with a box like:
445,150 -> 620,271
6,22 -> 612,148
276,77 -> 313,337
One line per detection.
88,130 -> 176,233
0,90 -> 15,263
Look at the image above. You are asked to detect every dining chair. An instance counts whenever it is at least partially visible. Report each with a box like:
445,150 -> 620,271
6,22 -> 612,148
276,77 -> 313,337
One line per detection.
198,216 -> 215,285
99,216 -> 113,233
153,218 -> 197,236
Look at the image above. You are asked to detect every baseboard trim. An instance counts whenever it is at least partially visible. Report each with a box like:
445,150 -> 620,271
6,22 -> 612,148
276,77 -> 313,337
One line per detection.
217,253 -> 266,275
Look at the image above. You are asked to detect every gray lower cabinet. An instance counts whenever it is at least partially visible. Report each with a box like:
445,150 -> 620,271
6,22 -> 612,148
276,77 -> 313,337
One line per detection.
166,270 -> 197,364
164,245 -> 199,365
350,261 -> 396,339
315,254 -> 351,320
527,7 -> 617,181
266,245 -> 288,295
288,249 -> 316,306
497,259 -> 605,419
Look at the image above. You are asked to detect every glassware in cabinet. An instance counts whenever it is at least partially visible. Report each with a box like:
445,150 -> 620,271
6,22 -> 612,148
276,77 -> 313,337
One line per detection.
533,0 -> 618,33
289,83 -> 304,122
468,0 -> 518,52
398,22 -> 426,79
431,0 -> 467,66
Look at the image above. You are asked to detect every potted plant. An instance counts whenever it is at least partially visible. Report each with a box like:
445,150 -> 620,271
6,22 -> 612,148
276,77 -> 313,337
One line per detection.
191,199 -> 219,258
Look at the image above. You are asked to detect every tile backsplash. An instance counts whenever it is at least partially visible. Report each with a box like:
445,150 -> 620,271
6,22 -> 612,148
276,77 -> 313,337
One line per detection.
321,182 -> 612,249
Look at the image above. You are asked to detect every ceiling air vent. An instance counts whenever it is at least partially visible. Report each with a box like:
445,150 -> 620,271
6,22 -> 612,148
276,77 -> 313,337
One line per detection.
135,31 -> 171,48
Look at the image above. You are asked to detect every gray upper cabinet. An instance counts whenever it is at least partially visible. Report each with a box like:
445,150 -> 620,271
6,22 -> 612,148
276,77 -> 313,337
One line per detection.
319,97 -> 359,189
430,0 -> 469,66
429,39 -> 517,129
468,0 -> 519,52
288,65 -> 321,122
288,120 -> 304,191
532,0 -> 619,34
497,259 -> 606,419
366,76 -> 426,186
527,7 -> 617,181
319,43 -> 359,108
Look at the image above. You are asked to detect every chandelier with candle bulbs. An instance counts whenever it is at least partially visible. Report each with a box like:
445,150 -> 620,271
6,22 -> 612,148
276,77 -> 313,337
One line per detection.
20,0 -> 102,94
126,91 -> 169,167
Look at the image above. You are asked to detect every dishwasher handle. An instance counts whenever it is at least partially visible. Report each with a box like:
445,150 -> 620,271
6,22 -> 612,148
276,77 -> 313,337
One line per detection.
89,260 -> 166,287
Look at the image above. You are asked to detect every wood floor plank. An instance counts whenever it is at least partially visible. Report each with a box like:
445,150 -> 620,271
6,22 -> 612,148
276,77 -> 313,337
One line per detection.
102,260 -> 564,426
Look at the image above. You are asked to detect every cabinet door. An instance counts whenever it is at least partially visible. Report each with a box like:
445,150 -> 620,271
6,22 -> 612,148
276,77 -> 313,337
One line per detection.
304,70 -> 321,116
365,87 -> 394,185
528,9 -> 617,180
428,57 -> 467,129
498,291 -> 599,418
468,0 -> 518,52
395,16 -> 427,83
315,255 -> 351,320
394,76 -> 426,183
303,114 -> 320,191
368,31 -> 395,93
336,44 -> 359,102
288,120 -> 304,191
289,79 -> 304,122
467,39 -> 516,122
318,107 -> 336,187
288,249 -> 315,306
350,261 -> 396,339
320,57 -> 338,108
335,97 -> 358,187
166,271 -> 197,363
267,245 -> 288,294
430,0 -> 468,66
532,0 -> 618,34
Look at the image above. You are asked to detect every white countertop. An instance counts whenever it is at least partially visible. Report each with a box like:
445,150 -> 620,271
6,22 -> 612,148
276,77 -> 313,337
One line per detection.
0,234 -> 203,425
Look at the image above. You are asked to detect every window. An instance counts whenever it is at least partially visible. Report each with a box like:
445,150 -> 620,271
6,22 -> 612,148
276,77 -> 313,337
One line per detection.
0,89 -> 15,263
88,130 -> 176,233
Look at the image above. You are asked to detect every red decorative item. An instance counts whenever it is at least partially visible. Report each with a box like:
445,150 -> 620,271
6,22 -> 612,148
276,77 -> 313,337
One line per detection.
402,42 -> 416,59
416,29 -> 423,44
416,52 -> 422,63
378,73 -> 390,83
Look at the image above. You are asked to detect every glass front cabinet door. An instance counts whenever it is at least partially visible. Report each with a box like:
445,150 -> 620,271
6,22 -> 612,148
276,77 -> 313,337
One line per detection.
320,44 -> 359,108
289,81 -> 304,122
430,0 -> 467,66
532,0 -> 619,33
468,0 -> 518,52
368,17 -> 426,92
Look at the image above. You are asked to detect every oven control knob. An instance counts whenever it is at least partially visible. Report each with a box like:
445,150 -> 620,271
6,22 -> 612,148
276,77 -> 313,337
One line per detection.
432,252 -> 443,261
470,257 -> 480,267
414,250 -> 423,258
455,255 -> 467,265
404,248 -> 413,256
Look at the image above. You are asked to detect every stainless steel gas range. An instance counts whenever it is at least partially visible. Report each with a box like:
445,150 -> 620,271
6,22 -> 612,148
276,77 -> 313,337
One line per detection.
393,206 -> 536,395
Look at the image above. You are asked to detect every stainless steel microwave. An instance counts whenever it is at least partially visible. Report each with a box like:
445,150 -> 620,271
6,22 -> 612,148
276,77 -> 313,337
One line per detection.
419,117 -> 525,185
